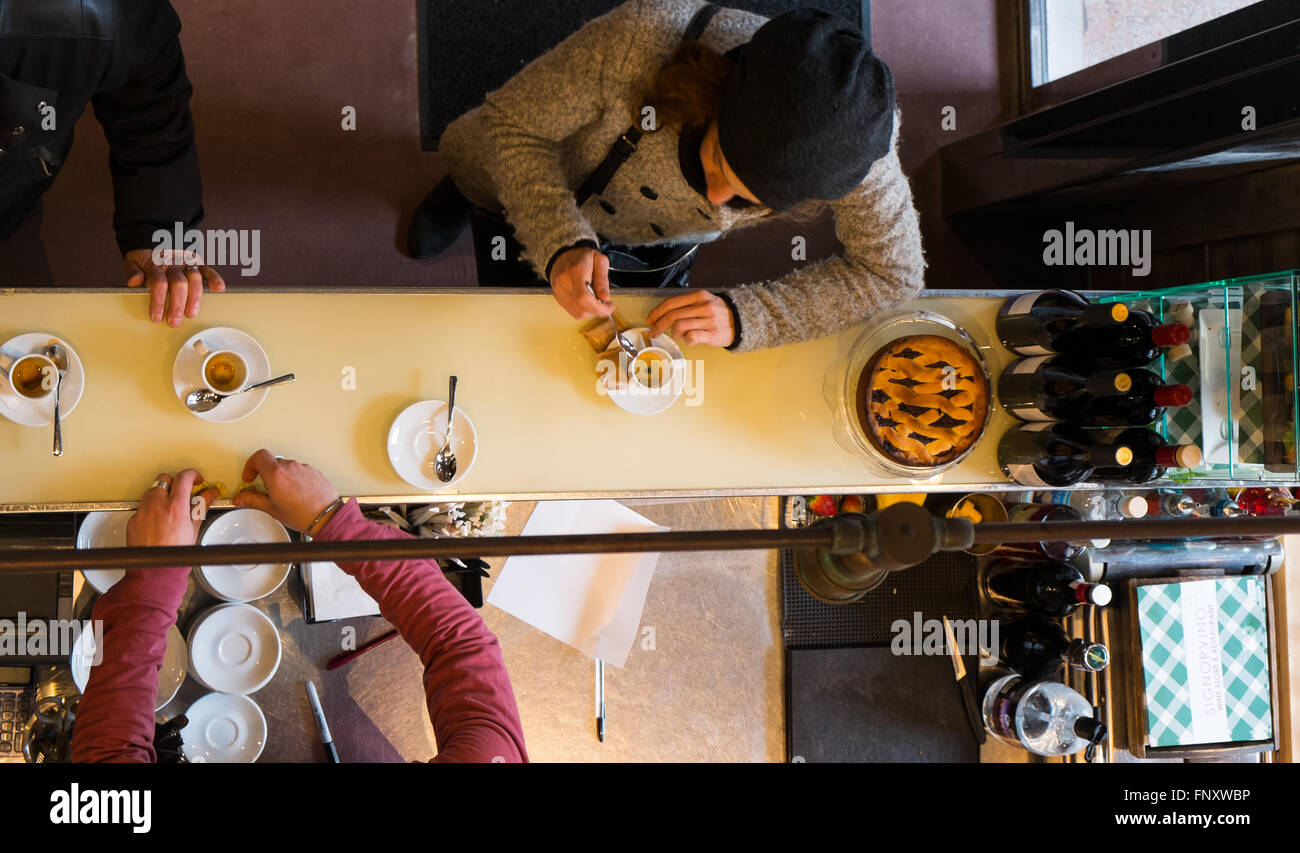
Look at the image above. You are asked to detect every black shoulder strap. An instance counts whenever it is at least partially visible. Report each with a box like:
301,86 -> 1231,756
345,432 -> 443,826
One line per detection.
575,4 -> 721,207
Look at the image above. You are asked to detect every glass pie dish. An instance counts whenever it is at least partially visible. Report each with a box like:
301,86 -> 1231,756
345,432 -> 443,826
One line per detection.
824,310 -> 994,479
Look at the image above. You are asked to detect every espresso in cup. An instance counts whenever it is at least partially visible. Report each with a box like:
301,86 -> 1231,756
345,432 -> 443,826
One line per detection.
9,355 -> 56,400
193,340 -> 248,394
631,348 -> 673,391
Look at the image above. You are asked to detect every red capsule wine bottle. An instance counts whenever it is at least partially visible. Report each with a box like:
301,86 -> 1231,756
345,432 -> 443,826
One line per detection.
999,616 -> 1110,677
998,422 -> 1133,487
996,290 -> 1129,356
1073,369 -> 1193,427
998,356 -> 1132,422
1055,309 -> 1191,369
981,557 -> 1113,617
1088,427 -> 1203,483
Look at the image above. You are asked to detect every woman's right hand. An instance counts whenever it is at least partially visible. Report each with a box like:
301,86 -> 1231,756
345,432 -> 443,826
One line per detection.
232,449 -> 342,535
549,246 -> 613,319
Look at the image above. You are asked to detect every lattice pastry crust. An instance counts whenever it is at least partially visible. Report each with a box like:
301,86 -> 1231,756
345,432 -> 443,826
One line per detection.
855,334 -> 989,467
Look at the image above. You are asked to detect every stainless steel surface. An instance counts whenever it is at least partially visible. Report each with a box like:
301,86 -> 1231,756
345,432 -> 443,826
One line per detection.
44,343 -> 67,457
184,372 -> 297,413
434,375 -> 458,483
1088,536 -> 1284,580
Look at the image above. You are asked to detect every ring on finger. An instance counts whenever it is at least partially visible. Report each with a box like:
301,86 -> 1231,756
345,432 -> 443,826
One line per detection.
150,479 -> 171,492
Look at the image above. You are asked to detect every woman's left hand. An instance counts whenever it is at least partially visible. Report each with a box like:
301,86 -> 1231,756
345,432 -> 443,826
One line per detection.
647,291 -> 735,347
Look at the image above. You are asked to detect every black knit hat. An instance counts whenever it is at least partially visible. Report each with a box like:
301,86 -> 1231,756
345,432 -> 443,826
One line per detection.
716,9 -> 896,211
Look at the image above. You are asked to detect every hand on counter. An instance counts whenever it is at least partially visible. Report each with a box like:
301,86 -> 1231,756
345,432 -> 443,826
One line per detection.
647,290 -> 735,347
127,468 -> 219,548
549,246 -> 613,319
232,449 -> 341,536
122,248 -> 227,328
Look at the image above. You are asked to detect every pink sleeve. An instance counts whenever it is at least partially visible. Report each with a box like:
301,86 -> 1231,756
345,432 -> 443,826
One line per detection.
69,568 -> 188,763
316,501 -> 528,763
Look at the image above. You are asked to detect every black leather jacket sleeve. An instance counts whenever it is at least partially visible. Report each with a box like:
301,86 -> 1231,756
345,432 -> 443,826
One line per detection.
90,2 -> 202,255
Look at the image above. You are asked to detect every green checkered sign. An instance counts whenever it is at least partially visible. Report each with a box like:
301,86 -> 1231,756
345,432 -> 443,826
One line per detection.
1137,577 -> 1272,748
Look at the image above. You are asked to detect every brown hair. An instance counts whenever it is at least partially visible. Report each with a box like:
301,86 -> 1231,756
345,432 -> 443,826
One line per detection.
640,40 -> 732,133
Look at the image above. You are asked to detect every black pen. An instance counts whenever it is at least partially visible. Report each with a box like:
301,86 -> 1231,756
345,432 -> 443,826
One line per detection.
595,658 -> 606,743
305,681 -> 340,763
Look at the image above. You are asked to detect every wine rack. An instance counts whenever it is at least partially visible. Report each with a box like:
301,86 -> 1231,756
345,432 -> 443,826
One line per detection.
1097,269 -> 1300,484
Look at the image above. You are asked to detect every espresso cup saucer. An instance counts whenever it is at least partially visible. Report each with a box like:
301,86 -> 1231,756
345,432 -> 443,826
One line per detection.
197,509 -> 292,602
180,693 -> 267,763
387,400 -> 478,492
0,332 -> 86,427
71,623 -> 186,711
600,328 -> 686,416
171,327 -> 272,423
77,510 -> 133,593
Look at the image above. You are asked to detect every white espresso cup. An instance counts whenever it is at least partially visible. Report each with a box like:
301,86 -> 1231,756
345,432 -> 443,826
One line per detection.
629,346 -> 675,392
192,339 -> 249,395
0,351 -> 57,400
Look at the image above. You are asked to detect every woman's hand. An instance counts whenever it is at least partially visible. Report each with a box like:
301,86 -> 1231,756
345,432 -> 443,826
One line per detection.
647,291 -> 735,347
127,469 -> 219,548
549,246 -> 613,319
123,249 -> 226,328
232,449 -> 341,535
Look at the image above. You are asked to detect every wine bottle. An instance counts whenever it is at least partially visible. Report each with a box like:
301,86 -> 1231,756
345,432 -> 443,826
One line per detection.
1089,427 -> 1202,483
1000,502 -> 1085,561
999,617 -> 1110,677
1056,308 -> 1191,369
996,290 -> 1128,356
998,357 -> 1131,422
981,557 -> 1112,616
998,422 -> 1133,487
1072,369 -> 1193,427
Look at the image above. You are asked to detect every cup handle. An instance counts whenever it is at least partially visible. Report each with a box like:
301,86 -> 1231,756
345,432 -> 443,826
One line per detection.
0,349 -> 14,372
192,339 -> 211,359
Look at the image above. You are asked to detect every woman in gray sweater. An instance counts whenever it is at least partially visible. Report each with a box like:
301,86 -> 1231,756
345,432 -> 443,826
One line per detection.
413,0 -> 925,353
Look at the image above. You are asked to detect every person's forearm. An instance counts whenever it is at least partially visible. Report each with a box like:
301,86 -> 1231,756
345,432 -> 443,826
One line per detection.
316,501 -> 527,762
69,569 -> 188,763
724,139 -> 925,352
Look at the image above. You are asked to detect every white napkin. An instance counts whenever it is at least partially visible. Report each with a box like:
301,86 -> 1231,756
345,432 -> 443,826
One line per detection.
488,500 -> 665,668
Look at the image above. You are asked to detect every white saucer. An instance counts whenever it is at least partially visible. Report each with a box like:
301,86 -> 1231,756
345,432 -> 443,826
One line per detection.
187,603 -> 282,695
599,328 -> 686,416
197,509 -> 291,602
76,510 -> 133,593
0,332 -> 86,427
71,624 -> 186,711
180,693 -> 267,763
171,327 -> 272,423
387,400 -> 478,492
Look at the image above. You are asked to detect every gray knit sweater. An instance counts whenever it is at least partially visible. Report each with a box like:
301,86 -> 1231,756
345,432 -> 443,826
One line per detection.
439,0 -> 925,352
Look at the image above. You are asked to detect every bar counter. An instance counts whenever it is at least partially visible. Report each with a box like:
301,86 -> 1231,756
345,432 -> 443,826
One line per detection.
0,288 -> 1023,511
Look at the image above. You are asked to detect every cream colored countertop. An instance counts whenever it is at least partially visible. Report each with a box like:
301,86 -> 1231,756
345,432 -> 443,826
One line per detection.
0,289 -> 1022,510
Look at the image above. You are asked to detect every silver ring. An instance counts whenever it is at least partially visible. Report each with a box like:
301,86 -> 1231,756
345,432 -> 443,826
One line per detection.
150,479 -> 170,491
183,264 -> 200,272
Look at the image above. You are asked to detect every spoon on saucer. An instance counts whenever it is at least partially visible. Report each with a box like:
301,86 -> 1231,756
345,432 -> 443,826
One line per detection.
585,283 -> 637,358
185,373 -> 296,413
44,344 -> 68,457
433,375 -> 458,483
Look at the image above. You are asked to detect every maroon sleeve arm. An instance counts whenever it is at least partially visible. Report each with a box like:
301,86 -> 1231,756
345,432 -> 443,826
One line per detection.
69,568 -> 188,763
315,501 -> 527,763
